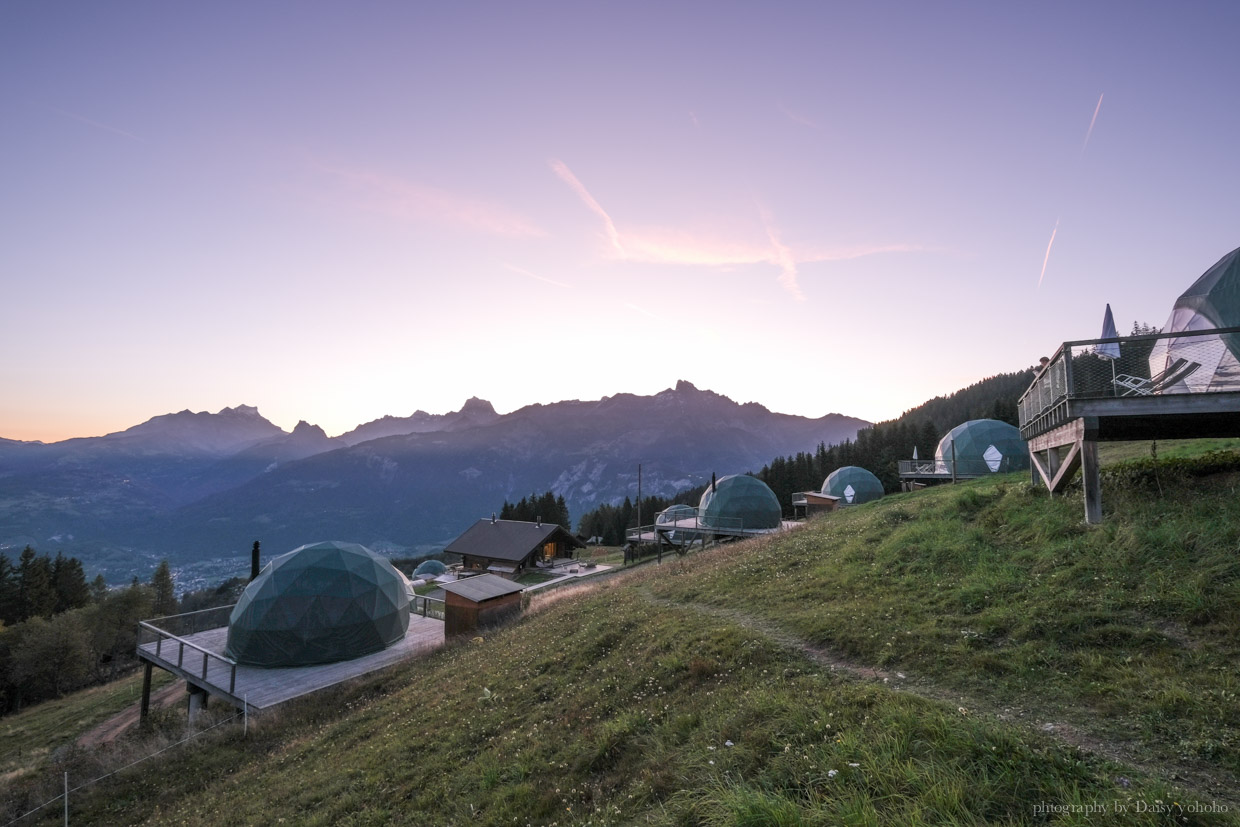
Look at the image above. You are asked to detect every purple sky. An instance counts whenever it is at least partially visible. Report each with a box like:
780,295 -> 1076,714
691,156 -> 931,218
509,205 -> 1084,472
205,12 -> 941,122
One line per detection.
3,2 -> 1239,442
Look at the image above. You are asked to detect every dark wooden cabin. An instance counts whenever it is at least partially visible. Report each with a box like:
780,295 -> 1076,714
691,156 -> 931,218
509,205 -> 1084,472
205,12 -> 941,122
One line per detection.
445,518 -> 585,577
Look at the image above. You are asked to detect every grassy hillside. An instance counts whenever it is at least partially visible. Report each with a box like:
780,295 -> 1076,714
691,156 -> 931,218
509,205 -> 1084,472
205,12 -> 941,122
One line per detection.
6,454 -> 1240,825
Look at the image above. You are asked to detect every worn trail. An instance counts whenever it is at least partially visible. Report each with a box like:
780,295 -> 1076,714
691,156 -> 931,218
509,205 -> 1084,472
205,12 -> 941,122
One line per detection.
640,588 -> 1240,808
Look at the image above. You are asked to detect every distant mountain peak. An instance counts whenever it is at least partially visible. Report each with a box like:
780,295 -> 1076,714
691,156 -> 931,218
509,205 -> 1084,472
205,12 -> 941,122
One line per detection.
291,421 -> 328,439
220,404 -> 263,418
461,397 -> 496,415
674,379 -> 698,393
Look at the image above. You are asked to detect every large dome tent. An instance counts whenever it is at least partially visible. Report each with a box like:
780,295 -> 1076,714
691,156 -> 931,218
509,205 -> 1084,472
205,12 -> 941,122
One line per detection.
656,504 -> 698,525
1147,246 -> 1240,393
822,466 -> 884,504
698,474 -> 782,530
413,559 -> 448,578
225,541 -> 412,667
935,419 -> 1028,475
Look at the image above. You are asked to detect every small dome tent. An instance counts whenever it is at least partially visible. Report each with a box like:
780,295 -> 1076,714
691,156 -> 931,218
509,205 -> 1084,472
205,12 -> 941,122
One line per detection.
822,466 -> 884,504
935,419 -> 1028,475
413,559 -> 448,578
1147,246 -> 1240,393
698,475 -> 782,530
225,541 -> 412,667
656,504 -> 698,525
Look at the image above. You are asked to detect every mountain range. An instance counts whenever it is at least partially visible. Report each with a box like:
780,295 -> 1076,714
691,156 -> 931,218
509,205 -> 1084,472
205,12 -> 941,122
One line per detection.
0,382 -> 868,584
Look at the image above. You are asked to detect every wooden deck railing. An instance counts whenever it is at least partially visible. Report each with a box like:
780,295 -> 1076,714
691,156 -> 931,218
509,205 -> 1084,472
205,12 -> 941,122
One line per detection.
138,619 -> 239,695
413,596 -> 445,620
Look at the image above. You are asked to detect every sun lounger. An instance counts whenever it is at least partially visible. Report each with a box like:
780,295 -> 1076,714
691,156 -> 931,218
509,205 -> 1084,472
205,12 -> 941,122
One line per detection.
1113,358 -> 1201,396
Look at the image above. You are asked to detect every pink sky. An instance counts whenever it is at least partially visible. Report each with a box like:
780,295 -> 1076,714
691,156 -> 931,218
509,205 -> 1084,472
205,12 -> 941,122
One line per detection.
2,2 -> 1239,442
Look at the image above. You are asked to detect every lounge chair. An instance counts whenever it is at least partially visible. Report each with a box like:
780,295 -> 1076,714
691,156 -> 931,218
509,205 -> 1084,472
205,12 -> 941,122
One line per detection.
1113,358 -> 1201,396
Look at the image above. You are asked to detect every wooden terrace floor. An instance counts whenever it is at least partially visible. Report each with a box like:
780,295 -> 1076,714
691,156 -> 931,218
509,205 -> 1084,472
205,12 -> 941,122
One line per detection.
137,615 -> 445,710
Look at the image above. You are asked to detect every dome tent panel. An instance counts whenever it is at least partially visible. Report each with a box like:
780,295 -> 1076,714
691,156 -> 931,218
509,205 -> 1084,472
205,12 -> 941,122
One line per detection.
656,504 -> 698,525
934,419 -> 1028,475
698,475 -> 782,530
225,541 -> 412,667
821,466 -> 884,504
1147,247 -> 1240,393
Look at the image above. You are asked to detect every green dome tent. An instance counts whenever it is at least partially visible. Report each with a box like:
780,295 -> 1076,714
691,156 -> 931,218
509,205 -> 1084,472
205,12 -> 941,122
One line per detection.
935,419 -> 1028,475
822,466 -> 884,504
656,504 -> 698,525
1148,246 -> 1240,392
225,541 -> 412,667
698,475 -> 782,530
413,559 -> 448,578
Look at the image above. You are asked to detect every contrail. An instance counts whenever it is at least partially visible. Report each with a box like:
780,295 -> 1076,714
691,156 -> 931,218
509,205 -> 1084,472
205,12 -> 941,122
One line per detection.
1038,218 -> 1060,288
1081,93 -> 1103,155
43,104 -> 145,143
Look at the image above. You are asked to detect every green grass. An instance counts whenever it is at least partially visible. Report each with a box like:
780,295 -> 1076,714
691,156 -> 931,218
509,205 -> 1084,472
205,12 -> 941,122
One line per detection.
6,452 -> 1240,825
1099,437 -> 1240,464
0,668 -> 171,779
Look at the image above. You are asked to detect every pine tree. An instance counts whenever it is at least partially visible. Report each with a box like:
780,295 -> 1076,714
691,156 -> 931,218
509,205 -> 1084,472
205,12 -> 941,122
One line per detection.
17,547 -> 56,621
150,560 -> 177,616
51,552 -> 91,613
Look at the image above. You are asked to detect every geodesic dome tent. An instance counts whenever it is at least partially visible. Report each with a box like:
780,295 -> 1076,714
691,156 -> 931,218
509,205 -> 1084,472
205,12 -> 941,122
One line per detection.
413,559 -> 448,578
935,419 -> 1028,475
656,504 -> 698,525
698,475 -> 782,530
822,466 -> 884,505
225,541 -> 412,667
1147,246 -> 1240,393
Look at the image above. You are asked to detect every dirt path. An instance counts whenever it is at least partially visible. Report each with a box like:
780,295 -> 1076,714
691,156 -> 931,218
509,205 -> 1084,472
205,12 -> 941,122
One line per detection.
640,589 -> 1240,809
76,680 -> 185,749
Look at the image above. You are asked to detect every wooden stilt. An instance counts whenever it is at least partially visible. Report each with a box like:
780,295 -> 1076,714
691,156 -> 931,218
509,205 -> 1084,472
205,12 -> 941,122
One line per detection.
139,661 -> 153,723
1082,436 -> 1102,524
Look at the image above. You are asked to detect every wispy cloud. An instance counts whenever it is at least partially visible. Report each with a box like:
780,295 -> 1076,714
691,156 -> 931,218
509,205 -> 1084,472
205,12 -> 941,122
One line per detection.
1081,93 -> 1104,156
550,159 -> 922,300
778,103 -> 821,130
504,263 -> 572,289
314,162 -> 545,238
623,302 -> 670,323
549,160 -> 623,252
760,207 -> 803,301
1038,217 -> 1060,288
43,104 -> 145,144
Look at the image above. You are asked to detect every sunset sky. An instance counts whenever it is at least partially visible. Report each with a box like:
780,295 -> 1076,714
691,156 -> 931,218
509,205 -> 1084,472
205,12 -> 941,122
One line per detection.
3,2 -> 1239,442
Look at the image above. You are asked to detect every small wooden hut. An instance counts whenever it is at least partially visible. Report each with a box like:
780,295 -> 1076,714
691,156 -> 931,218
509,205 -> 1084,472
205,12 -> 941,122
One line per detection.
439,574 -> 525,637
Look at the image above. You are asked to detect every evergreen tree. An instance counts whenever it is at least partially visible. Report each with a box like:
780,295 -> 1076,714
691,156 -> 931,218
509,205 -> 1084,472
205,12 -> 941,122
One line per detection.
150,560 -> 177,616
90,574 -> 109,603
0,555 -> 18,624
51,552 -> 91,613
17,547 -> 56,621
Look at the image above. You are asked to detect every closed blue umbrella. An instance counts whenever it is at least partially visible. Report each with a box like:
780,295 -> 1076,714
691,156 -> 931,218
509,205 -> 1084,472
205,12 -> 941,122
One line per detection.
1098,304 -> 1120,359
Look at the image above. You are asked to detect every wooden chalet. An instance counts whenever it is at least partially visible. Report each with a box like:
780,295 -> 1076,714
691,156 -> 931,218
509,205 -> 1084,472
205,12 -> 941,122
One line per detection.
445,517 -> 585,577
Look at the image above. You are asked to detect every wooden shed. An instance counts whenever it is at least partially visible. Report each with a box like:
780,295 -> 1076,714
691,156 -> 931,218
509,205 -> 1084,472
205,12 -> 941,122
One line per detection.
439,574 -> 525,637
791,491 -> 841,519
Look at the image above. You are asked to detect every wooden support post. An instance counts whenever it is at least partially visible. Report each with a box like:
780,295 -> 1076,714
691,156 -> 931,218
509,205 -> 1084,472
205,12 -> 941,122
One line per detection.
139,661 -> 153,723
188,686 -> 207,726
1082,436 -> 1102,525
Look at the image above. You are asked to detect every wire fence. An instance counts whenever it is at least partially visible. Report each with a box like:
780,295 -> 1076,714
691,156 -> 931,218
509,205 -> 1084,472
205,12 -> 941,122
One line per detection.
3,707 -> 245,826
1018,326 -> 1240,438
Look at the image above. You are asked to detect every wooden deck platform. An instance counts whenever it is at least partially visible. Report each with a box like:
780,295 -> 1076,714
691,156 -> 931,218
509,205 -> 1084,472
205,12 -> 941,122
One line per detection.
137,615 -> 445,712
1019,326 -> 1240,523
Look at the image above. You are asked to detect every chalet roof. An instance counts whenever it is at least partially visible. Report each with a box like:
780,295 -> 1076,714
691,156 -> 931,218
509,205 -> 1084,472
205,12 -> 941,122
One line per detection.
445,519 -> 584,562
440,573 -> 525,603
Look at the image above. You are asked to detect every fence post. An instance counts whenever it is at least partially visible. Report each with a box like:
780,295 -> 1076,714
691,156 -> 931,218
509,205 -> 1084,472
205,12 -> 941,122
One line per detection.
64,771 -> 68,827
